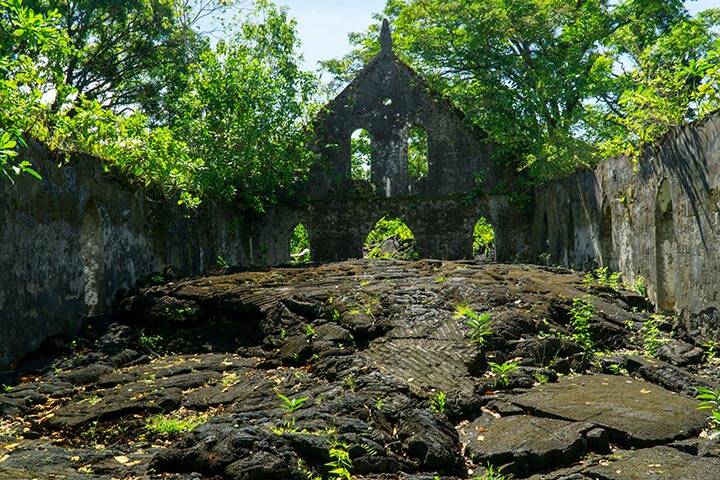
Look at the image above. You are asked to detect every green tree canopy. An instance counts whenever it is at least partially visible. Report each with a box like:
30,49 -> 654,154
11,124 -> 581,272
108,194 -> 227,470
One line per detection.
1,0 -> 318,211
170,2 -> 319,208
22,0 -> 237,113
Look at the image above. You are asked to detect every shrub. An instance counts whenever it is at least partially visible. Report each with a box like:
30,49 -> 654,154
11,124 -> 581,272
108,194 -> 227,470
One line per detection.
364,217 -> 418,260
569,297 -> 595,352
290,224 -> 311,264
473,217 -> 496,257
145,413 -> 205,436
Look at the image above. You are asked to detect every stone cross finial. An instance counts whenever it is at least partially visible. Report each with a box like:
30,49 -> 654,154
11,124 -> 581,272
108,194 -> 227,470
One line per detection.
380,19 -> 393,54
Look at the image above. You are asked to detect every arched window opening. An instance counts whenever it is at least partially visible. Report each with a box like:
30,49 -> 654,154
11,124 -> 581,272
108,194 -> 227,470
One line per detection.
473,217 -> 496,261
655,181 -> 676,311
600,204 -> 614,267
351,129 -> 372,181
364,217 -> 418,260
290,223 -> 312,264
80,201 -> 104,316
408,126 -> 428,180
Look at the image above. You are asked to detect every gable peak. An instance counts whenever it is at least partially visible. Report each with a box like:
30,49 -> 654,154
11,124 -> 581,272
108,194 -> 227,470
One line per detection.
380,19 -> 393,54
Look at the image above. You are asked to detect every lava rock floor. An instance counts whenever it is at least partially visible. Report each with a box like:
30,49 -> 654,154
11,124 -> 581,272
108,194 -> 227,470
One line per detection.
1,260 -> 719,479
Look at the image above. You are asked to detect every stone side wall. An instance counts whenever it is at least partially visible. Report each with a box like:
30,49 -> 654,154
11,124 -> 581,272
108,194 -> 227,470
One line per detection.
534,113 -> 720,336
0,142 -> 290,371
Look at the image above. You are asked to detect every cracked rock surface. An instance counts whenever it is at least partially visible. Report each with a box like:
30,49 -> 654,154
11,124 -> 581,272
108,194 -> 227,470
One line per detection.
0,260 -> 719,479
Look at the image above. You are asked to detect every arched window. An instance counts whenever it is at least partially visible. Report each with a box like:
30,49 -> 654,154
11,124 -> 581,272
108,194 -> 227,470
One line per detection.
80,201 -> 104,315
655,181 -> 676,311
351,129 -> 372,181
408,126 -> 428,180
473,217 -> 496,261
290,223 -> 312,264
364,217 -> 418,260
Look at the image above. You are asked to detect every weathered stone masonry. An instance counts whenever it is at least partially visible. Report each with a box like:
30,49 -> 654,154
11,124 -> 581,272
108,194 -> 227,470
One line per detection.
0,141 -> 294,371
534,113 -> 720,335
286,20 -> 531,263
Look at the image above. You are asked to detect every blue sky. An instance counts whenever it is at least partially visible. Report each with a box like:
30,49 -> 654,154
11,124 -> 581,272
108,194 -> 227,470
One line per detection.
688,0 -> 720,13
272,0 -> 386,70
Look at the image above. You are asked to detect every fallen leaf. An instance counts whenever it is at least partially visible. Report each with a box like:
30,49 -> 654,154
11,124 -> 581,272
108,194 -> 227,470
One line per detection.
114,455 -> 129,464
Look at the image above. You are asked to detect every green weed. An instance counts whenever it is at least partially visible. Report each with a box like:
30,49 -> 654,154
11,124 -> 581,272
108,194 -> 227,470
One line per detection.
639,314 -> 665,357
697,387 -> 720,432
215,255 -> 229,268
78,395 -> 102,406
222,371 -> 239,388
703,340 -> 720,363
139,331 -> 163,350
272,393 -> 309,434
633,276 -> 648,297
473,463 -> 513,479
277,393 -> 308,414
430,390 -> 447,414
538,252 -> 552,266
304,324 -> 316,338
607,363 -> 627,375
583,267 -> 622,290
145,413 -> 205,436
326,441 -> 353,480
489,360 -> 520,388
344,375 -> 357,392
455,304 -> 493,346
569,297 -> 595,352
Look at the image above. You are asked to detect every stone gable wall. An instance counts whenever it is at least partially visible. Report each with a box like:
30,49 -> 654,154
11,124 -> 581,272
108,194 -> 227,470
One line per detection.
304,23 -> 530,262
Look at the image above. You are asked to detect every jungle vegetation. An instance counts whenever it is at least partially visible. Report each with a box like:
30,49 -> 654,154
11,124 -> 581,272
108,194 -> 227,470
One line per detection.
3,0 -> 720,212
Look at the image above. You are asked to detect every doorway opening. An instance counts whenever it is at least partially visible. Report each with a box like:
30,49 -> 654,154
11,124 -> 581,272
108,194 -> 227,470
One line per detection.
364,217 -> 418,260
